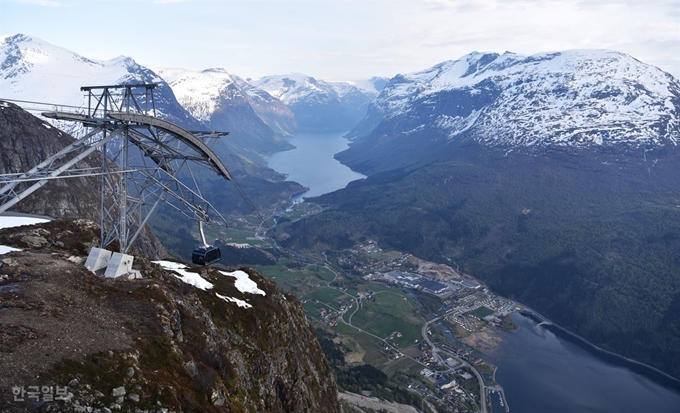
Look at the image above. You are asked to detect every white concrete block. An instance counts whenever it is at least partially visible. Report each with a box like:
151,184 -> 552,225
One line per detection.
84,248 -> 112,273
104,252 -> 134,279
127,269 -> 143,280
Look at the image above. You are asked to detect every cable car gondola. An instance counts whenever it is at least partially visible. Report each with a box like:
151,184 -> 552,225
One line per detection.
192,217 -> 221,266
192,245 -> 221,265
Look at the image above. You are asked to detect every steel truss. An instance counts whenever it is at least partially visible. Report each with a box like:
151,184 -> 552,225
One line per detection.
0,84 -> 232,254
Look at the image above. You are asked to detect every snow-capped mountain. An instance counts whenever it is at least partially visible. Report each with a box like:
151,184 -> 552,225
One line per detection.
233,76 -> 297,137
152,66 -> 292,155
327,77 -> 387,125
0,34 -> 203,134
0,34 -> 295,179
343,50 -> 680,168
251,74 -> 379,132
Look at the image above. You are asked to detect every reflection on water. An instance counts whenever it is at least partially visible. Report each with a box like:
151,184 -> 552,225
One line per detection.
487,313 -> 680,413
267,131 -> 365,200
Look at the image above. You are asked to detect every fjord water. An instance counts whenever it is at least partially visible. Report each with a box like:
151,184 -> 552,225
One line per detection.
267,131 -> 365,199
267,132 -> 680,413
489,313 -> 680,413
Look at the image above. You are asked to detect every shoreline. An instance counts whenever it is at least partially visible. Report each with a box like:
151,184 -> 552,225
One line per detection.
515,309 -> 680,389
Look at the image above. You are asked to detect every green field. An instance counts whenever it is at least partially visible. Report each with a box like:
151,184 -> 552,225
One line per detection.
332,321 -> 359,335
379,355 -> 424,378
306,265 -> 336,282
350,291 -> 424,347
353,332 -> 389,365
468,306 -> 494,319
302,300 -> 328,320
254,262 -> 317,295
210,227 -> 271,247
255,255 -> 427,374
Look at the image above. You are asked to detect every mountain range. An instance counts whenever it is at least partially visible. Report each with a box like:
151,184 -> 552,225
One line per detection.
4,32 -> 680,381
286,50 -> 680,379
0,33 -> 382,167
339,49 -> 680,174
252,73 -> 384,132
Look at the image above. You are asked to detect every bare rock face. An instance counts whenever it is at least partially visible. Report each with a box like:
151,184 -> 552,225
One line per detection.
0,101 -> 101,220
0,219 -> 341,412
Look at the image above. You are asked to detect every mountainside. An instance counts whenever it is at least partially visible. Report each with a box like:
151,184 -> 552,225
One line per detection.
328,78 -> 386,126
234,76 -> 298,137
0,34 -> 307,260
285,51 -> 680,379
252,74 -> 378,132
152,67 -> 294,157
0,34 -> 204,135
0,218 -> 340,412
339,50 -> 680,174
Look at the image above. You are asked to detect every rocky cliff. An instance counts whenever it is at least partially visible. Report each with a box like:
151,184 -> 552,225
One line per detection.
0,218 -> 341,412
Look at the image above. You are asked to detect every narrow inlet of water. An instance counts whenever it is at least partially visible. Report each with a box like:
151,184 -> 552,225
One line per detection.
267,131 -> 365,200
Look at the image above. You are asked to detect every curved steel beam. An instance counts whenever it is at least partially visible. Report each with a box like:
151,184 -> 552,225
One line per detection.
107,112 -> 233,181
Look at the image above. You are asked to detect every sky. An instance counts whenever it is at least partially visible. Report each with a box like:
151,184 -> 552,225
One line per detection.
0,0 -> 678,81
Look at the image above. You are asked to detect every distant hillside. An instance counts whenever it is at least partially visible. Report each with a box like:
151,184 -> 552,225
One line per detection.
339,50 -> 680,174
152,66 -> 294,159
286,50 -> 680,379
252,74 -> 380,132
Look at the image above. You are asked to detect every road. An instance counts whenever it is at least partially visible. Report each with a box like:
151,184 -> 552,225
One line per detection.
422,311 -> 488,413
265,225 -> 490,412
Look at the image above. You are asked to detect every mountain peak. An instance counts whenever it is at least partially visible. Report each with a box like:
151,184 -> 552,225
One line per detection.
202,67 -> 230,75
1,33 -> 32,44
359,49 -> 680,151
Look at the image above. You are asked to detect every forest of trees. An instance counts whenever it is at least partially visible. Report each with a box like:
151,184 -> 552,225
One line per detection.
291,146 -> 680,378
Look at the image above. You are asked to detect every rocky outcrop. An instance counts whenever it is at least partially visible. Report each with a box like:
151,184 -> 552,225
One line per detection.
0,219 -> 341,412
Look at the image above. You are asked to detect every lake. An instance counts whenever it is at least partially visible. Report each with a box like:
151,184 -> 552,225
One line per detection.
266,131 -> 365,200
487,313 -> 680,413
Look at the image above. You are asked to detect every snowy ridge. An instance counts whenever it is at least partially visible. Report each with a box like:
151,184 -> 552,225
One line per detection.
370,50 -> 680,149
252,73 -> 380,105
0,34 -> 205,135
0,34 -> 161,108
251,73 -> 381,131
152,67 -> 241,123
251,73 -> 338,105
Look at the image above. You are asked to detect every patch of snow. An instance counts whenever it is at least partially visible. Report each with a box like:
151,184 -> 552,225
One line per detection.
0,216 -> 50,230
0,215 -> 49,256
251,73 -> 337,105
152,260 -> 214,291
0,246 -> 21,255
219,270 -> 266,296
216,292 -> 252,308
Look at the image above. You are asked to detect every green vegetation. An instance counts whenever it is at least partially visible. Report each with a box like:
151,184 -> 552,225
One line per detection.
501,314 -> 519,333
286,145 -> 680,378
468,306 -> 494,319
318,330 -> 428,411
350,292 -> 423,347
